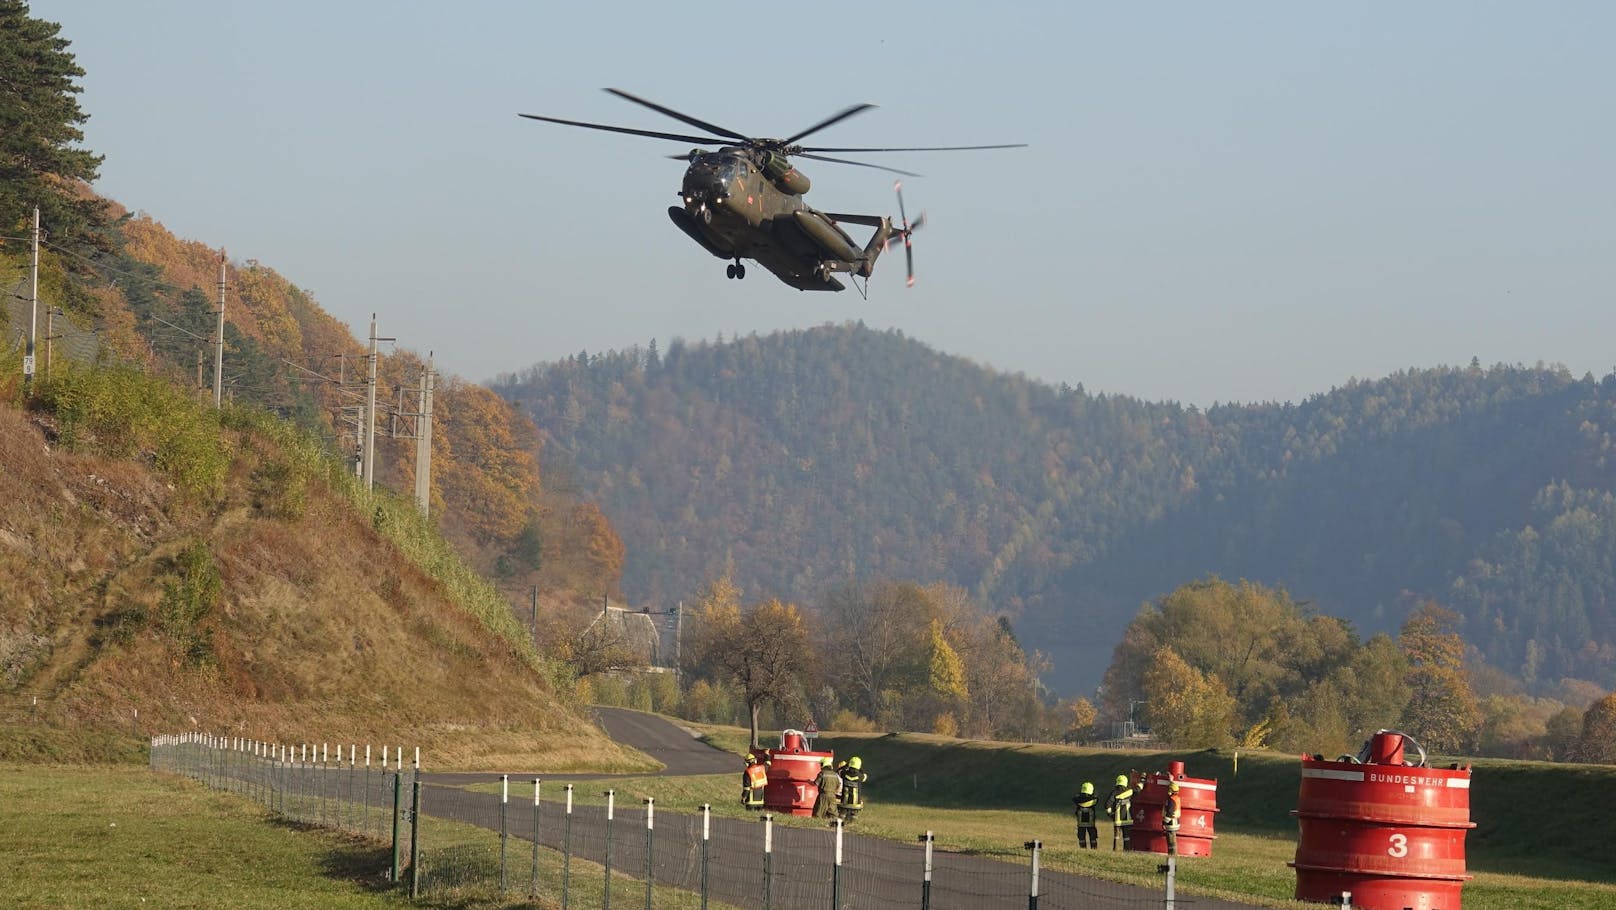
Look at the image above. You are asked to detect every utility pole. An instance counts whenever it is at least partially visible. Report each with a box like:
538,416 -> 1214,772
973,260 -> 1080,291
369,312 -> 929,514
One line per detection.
364,316 -> 378,489
24,207 -> 38,389
363,314 -> 396,490
413,353 -> 434,514
213,254 -> 225,408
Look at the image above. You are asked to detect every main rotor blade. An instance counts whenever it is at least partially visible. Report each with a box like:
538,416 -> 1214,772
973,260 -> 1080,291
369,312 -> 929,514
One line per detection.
797,153 -> 922,178
799,143 -> 1028,153
604,88 -> 751,142
518,113 -> 726,146
781,103 -> 876,146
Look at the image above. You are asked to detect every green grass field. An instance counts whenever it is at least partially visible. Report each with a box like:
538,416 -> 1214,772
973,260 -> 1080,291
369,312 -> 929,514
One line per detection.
0,760 -> 737,910
0,762 -> 411,910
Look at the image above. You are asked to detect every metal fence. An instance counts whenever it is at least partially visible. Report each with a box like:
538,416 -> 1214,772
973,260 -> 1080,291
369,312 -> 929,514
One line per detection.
152,733 -> 1257,909
4,277 -> 102,374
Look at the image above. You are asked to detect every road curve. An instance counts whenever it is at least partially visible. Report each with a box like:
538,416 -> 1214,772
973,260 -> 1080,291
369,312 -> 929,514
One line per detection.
592,706 -> 740,776
419,706 -> 740,788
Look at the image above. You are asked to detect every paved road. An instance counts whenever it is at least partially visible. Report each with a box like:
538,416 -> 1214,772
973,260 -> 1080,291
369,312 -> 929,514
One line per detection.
414,709 -> 1264,909
593,706 -> 739,776
420,706 -> 740,788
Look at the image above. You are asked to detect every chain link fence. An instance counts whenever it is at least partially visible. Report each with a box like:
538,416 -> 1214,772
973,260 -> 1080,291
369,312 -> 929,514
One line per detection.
152,733 -> 1259,909
4,277 -> 101,376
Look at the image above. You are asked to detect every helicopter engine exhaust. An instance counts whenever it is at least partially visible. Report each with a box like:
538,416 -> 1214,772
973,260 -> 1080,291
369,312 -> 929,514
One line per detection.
761,151 -> 811,195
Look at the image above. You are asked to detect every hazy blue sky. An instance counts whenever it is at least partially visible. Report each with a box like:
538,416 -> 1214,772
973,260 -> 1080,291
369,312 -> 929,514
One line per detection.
36,2 -> 1616,406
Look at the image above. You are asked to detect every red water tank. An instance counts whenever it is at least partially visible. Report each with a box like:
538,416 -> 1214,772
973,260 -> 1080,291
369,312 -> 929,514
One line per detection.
1129,760 -> 1219,856
762,729 -> 832,816
1291,730 -> 1474,910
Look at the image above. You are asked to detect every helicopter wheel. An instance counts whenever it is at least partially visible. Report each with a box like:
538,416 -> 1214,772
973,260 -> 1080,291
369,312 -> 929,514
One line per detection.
736,263 -> 745,279
726,263 -> 736,279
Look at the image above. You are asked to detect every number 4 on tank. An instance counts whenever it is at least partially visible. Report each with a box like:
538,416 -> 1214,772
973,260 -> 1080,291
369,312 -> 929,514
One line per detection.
521,89 -> 1024,296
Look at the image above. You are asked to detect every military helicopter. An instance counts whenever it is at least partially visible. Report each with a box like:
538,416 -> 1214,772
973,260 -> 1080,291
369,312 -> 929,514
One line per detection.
520,89 -> 1024,293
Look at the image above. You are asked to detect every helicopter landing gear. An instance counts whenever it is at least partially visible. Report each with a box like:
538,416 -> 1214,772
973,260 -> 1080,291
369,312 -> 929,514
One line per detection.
726,260 -> 746,280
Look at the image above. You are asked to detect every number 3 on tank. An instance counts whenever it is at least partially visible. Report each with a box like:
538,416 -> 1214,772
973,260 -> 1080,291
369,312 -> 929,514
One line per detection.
520,89 -> 1023,297
1388,833 -> 1409,858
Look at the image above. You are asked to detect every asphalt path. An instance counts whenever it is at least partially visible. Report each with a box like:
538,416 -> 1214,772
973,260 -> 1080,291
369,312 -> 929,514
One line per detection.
419,706 -> 739,788
593,706 -> 740,775
413,709 -> 1264,908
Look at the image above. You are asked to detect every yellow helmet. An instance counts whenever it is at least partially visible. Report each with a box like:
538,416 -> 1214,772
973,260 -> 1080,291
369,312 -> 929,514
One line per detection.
849,756 -> 862,770
1115,774 -> 1128,787
1168,781 -> 1181,793
822,756 -> 833,767
1080,781 -> 1094,795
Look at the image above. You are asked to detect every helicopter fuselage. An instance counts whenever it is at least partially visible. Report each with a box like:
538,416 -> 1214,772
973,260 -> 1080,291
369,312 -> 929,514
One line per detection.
668,148 -> 892,291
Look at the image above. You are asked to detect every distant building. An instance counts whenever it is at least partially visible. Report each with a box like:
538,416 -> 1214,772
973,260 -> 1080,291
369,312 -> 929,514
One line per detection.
584,603 -> 663,668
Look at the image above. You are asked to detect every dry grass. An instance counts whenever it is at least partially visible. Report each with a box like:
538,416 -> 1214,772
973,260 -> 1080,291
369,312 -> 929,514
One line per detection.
0,395 -> 639,773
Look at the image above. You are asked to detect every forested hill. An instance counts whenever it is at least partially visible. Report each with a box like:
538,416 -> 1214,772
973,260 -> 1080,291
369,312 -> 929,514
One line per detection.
493,323 -> 1616,693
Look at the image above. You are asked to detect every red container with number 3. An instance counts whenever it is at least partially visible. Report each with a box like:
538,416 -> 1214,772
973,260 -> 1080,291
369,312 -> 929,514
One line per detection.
1291,730 -> 1474,910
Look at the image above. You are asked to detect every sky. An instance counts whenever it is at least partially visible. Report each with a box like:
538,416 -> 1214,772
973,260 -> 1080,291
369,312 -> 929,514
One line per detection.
34,2 -> 1616,407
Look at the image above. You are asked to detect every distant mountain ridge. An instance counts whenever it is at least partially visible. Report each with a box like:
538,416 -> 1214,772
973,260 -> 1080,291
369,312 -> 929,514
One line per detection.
494,323 -> 1616,693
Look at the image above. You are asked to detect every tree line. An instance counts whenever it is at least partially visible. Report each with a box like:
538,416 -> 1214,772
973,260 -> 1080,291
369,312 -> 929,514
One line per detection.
1098,577 -> 1615,762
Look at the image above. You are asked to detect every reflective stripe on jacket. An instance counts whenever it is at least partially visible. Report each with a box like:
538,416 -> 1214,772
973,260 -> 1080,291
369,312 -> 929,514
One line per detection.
1074,795 -> 1098,825
1107,787 -> 1134,824
1163,794 -> 1182,831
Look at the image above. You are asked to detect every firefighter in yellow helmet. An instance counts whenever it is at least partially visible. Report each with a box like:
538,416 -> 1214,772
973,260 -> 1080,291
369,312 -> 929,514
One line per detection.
1163,780 -> 1183,855
1106,773 -> 1136,850
1072,781 -> 1099,848
837,755 -> 867,823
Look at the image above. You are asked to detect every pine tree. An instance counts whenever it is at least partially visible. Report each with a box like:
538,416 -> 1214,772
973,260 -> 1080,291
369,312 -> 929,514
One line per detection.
0,1 -> 106,239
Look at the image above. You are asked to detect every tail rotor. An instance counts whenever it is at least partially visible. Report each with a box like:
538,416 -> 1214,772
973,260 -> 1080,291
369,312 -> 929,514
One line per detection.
891,180 -> 925,287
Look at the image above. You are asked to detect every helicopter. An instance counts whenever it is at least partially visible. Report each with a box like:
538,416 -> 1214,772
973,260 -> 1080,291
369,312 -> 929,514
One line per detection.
520,89 -> 1024,293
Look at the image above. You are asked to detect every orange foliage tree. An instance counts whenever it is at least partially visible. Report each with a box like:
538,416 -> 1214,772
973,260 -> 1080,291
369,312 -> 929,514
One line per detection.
433,377 -> 539,546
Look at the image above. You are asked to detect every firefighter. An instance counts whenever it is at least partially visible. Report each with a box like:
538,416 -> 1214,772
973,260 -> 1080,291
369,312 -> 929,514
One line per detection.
837,755 -> 867,823
1163,780 -> 1183,855
1106,773 -> 1135,850
813,756 -> 843,819
1072,781 -> 1099,848
742,751 -> 769,809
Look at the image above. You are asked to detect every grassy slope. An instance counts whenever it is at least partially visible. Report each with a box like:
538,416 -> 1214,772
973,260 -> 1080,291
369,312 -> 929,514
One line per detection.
0,394 -> 649,773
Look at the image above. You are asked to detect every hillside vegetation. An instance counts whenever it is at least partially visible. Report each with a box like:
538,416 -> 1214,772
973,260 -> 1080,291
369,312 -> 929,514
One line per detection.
495,325 -> 1616,701
0,3 -> 639,766
3,213 -> 624,609
0,364 -> 645,771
